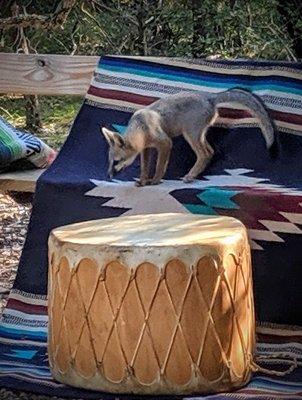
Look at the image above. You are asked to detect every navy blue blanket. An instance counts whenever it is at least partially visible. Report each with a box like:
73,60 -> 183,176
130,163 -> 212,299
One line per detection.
0,56 -> 302,398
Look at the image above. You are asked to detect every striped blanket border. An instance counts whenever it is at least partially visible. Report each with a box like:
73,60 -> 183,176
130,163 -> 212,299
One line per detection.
0,289 -> 302,398
85,56 -> 302,136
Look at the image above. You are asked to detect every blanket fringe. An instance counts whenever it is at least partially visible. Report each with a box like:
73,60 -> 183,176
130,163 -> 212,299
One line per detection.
252,352 -> 298,376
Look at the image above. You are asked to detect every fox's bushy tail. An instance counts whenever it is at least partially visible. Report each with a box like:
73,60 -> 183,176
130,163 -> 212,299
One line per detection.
212,88 -> 276,150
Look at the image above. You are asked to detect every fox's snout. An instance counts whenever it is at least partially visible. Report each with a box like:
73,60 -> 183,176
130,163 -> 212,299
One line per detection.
108,161 -> 123,179
108,164 -> 117,179
108,168 -> 114,179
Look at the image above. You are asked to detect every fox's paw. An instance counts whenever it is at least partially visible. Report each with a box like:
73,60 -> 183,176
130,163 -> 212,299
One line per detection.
135,180 -> 146,187
183,174 -> 195,183
135,178 -> 153,187
149,178 -> 162,185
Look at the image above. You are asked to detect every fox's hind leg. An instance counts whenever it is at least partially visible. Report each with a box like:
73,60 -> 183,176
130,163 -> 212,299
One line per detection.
200,111 -> 217,157
183,127 -> 213,182
201,130 -> 214,158
182,110 -> 217,182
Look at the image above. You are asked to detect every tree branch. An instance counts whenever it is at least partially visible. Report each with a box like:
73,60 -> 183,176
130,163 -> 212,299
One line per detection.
0,0 -> 77,30
80,2 -> 115,47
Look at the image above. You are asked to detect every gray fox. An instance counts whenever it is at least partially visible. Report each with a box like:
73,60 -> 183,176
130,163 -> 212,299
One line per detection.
101,88 -> 276,186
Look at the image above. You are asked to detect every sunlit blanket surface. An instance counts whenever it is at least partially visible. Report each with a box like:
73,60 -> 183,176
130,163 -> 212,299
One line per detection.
0,56 -> 302,398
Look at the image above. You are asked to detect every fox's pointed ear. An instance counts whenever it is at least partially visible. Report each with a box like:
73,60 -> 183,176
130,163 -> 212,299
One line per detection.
101,127 -> 125,148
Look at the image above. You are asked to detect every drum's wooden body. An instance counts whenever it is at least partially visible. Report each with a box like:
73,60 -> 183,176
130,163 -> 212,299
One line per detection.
48,213 -> 255,395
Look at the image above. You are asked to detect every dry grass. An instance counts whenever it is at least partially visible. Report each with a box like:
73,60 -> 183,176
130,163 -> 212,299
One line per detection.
0,95 -> 83,150
0,194 -> 31,314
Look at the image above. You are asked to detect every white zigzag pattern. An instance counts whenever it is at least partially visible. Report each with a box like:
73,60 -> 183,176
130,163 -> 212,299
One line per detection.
249,217 -> 302,250
85,169 -> 302,251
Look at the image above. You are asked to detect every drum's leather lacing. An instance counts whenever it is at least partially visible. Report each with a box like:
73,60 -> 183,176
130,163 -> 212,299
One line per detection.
251,352 -> 297,376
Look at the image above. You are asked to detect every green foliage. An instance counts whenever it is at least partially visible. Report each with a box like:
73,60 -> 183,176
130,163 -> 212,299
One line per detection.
1,0 -> 300,60
190,0 -> 293,60
0,95 -> 82,149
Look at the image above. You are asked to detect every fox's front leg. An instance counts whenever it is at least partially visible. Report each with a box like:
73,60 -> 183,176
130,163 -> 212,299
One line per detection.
149,139 -> 172,185
135,148 -> 151,187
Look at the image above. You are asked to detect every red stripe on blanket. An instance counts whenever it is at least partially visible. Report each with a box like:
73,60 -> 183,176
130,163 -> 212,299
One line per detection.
88,86 -> 158,106
88,86 -> 302,126
257,333 -> 302,344
6,299 -> 48,315
219,107 -> 302,125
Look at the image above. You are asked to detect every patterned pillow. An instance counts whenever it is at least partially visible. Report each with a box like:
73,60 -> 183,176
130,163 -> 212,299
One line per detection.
0,116 -> 57,171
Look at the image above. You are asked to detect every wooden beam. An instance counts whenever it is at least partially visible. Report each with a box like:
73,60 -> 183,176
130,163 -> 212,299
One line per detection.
0,169 -> 44,193
0,53 -> 99,96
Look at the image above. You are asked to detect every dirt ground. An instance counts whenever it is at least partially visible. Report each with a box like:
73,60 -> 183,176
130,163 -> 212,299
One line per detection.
0,194 -> 80,400
0,194 -> 31,314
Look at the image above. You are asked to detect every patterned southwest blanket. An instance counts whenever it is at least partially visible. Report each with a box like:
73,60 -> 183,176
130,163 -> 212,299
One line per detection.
0,56 -> 302,398
0,116 -> 57,171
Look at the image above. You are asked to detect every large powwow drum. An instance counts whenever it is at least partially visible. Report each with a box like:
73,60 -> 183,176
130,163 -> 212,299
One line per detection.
48,213 -> 255,395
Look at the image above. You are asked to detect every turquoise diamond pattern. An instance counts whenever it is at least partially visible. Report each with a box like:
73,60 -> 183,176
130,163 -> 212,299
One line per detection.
6,349 -> 38,360
185,204 -> 218,215
112,124 -> 127,135
185,187 -> 241,215
198,188 -> 240,209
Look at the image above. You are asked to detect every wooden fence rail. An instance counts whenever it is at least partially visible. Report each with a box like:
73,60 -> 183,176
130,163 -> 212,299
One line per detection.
0,53 -> 99,96
0,53 -> 99,193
